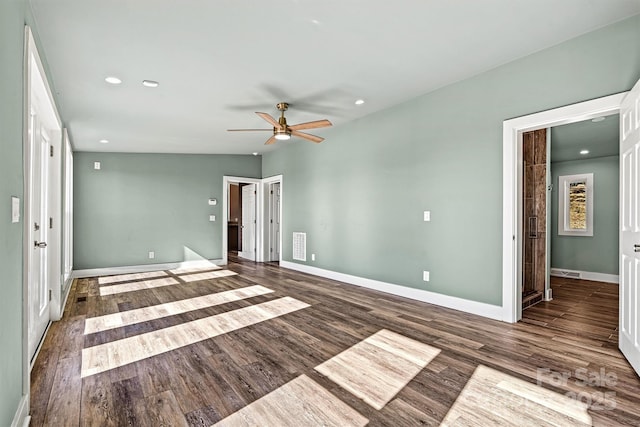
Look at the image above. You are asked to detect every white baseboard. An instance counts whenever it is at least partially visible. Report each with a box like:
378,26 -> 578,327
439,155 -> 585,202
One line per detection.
11,394 -> 29,427
72,259 -> 223,278
280,261 -> 504,321
550,267 -> 619,284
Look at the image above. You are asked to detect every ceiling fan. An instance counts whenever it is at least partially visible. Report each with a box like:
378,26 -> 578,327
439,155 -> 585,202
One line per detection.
228,102 -> 332,145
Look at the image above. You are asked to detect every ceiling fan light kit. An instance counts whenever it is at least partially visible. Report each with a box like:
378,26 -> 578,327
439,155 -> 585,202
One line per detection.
228,101 -> 332,145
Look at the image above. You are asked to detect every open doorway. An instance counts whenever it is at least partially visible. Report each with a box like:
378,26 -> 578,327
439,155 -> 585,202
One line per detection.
520,117 -> 620,312
502,92 -> 625,323
224,178 -> 258,262
221,175 -> 283,265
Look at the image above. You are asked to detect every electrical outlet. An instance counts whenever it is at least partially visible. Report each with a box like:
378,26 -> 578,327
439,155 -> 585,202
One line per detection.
423,271 -> 430,282
149,251 -> 155,259
209,215 -> 216,222
94,161 -> 101,170
423,211 -> 430,221
311,253 -> 316,261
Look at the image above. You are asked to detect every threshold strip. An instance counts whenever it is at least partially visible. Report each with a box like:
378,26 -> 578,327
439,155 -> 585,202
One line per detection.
81,296 -> 309,378
84,285 -> 274,334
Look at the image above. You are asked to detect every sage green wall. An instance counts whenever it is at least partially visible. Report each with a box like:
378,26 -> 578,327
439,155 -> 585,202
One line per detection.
0,1 -> 27,422
73,152 -> 261,269
263,15 -> 640,306
551,156 -> 619,275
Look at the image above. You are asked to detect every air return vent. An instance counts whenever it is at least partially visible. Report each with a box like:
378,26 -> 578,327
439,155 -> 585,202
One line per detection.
292,232 -> 307,261
550,269 -> 581,279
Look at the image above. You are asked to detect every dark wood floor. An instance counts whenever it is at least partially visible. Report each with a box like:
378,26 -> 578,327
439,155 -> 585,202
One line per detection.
30,262 -> 640,426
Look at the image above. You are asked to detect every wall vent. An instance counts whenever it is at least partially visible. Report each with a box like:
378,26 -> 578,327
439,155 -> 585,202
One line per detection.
550,269 -> 581,279
292,232 -> 307,261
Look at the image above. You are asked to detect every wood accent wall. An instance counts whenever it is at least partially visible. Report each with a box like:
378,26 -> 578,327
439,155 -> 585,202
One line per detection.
522,129 -> 547,296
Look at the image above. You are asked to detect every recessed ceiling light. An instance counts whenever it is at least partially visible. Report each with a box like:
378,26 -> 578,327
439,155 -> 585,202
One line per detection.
105,76 -> 122,85
252,152 -> 258,156
311,19 -> 320,25
355,99 -> 365,105
99,139 -> 109,144
142,80 -> 159,88
591,117 -> 605,123
580,149 -> 589,155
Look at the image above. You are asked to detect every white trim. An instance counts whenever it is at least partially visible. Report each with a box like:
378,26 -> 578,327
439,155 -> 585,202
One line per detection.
558,173 -> 594,236
550,268 -> 619,284
262,175 -> 283,263
281,261 -> 504,321
10,394 -> 29,427
502,92 -> 626,323
222,176 -> 263,265
222,175 -> 284,265
72,259 -> 223,278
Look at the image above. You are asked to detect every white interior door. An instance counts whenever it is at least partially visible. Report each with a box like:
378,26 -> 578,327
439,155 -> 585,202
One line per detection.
28,110 -> 51,361
620,77 -> 640,377
240,184 -> 256,261
270,183 -> 281,261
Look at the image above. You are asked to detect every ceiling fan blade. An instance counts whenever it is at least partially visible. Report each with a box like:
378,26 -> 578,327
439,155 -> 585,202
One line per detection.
227,129 -> 272,132
256,112 -> 280,129
288,119 -> 332,131
264,135 -> 278,145
291,130 -> 324,143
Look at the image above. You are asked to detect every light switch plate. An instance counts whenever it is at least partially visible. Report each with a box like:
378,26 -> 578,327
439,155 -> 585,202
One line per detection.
208,199 -> 217,206
423,271 -> 430,282
311,253 -> 316,261
148,251 -> 155,259
209,215 -> 216,222
423,211 -> 430,221
11,197 -> 20,223
94,161 -> 101,170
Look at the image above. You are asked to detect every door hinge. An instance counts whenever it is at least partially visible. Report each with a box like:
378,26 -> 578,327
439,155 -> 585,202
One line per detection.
49,217 -> 53,229
49,289 -> 52,301
50,146 -> 54,157
547,184 -> 553,191
270,190 -> 273,194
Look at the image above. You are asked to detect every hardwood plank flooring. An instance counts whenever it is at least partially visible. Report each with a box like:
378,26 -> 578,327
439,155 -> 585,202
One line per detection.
30,262 -> 640,426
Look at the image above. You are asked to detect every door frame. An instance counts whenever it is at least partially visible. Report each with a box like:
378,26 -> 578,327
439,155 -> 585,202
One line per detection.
222,176 -> 262,264
502,92 -> 626,323
263,175 -> 283,262
221,175 -> 284,265
20,25 -> 64,423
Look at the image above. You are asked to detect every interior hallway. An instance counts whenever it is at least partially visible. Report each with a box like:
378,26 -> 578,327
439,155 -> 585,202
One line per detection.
30,262 -> 640,426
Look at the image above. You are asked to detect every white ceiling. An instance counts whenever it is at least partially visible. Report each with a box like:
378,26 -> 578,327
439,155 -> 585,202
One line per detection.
29,0 -> 640,155
551,114 -> 619,163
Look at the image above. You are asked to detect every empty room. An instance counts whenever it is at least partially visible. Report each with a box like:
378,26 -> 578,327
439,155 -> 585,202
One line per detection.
2,1 -> 640,426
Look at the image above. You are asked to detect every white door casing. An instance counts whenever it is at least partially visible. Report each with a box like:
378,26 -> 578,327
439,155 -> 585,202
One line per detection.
270,182 -> 281,261
619,78 -> 640,377
240,184 -> 256,261
502,92 -> 626,323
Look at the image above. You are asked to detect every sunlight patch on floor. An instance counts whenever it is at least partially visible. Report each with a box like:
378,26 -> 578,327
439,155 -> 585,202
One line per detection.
315,329 -> 440,410
81,297 -> 310,378
98,277 -> 180,296
98,270 -> 168,285
212,375 -> 369,427
84,285 -> 274,334
179,270 -> 237,282
440,365 -> 592,426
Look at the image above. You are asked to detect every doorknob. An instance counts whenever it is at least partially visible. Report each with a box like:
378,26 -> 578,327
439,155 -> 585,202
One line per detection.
634,244 -> 640,252
34,241 -> 47,249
